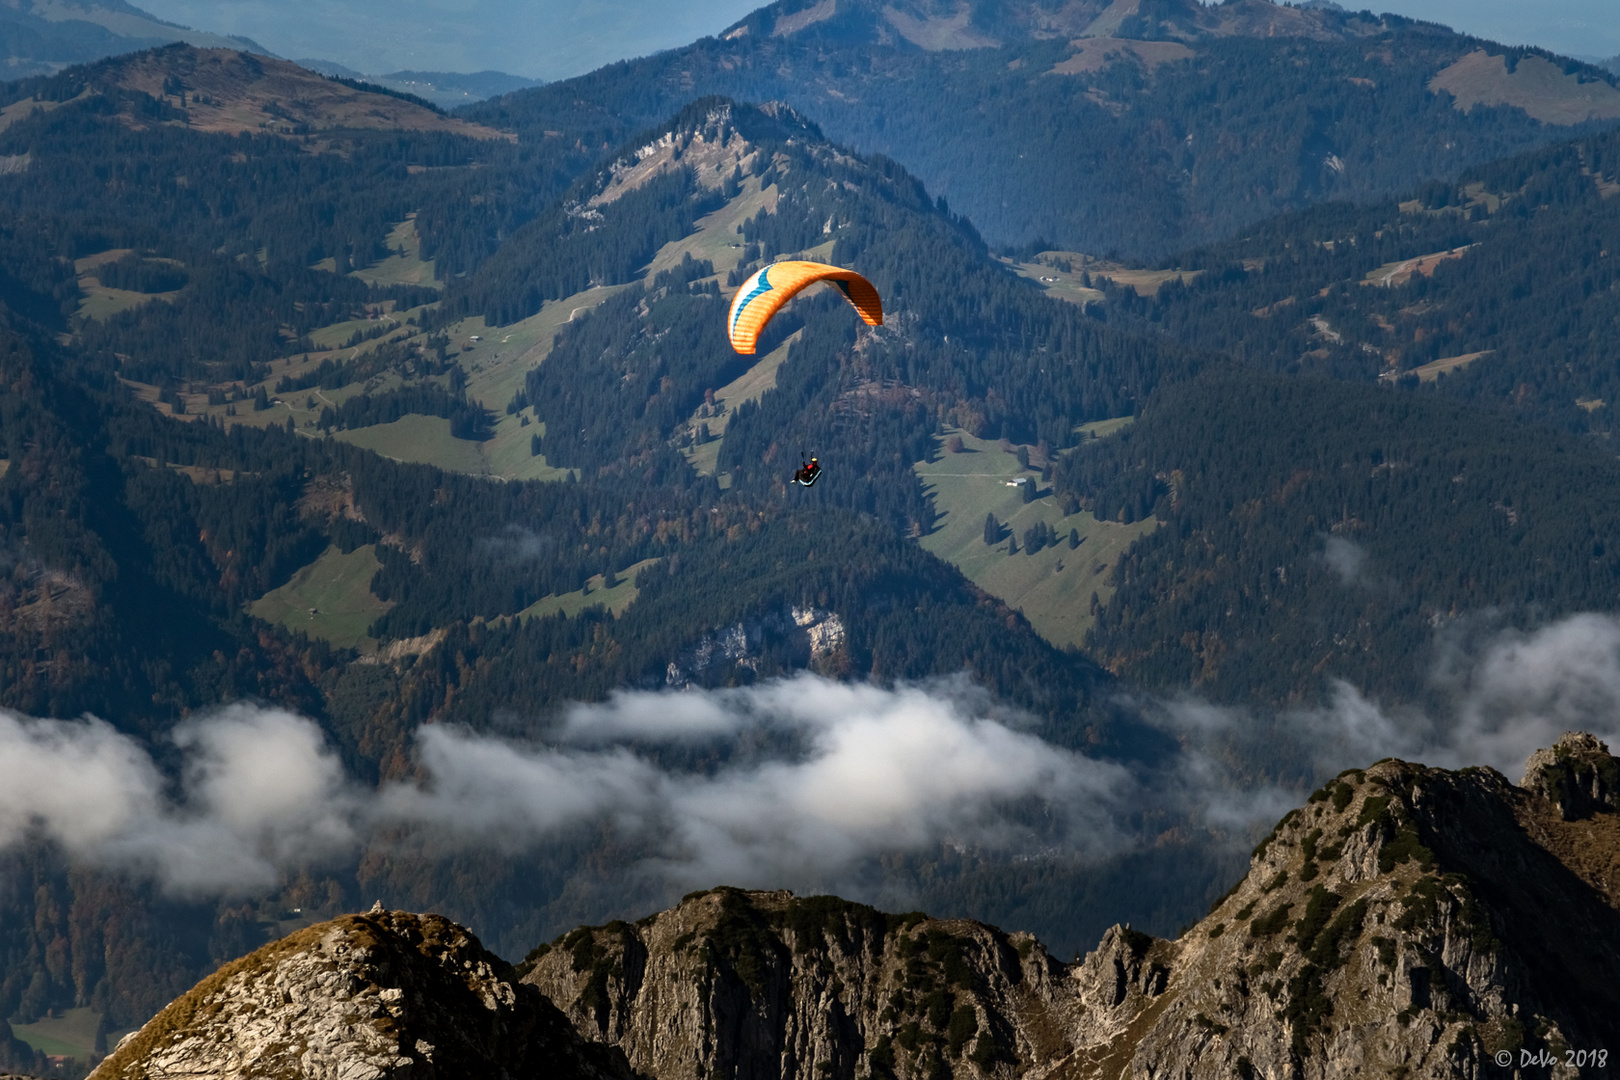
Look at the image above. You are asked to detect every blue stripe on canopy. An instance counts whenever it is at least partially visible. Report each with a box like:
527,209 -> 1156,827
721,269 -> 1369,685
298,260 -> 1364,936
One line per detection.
731,265 -> 775,336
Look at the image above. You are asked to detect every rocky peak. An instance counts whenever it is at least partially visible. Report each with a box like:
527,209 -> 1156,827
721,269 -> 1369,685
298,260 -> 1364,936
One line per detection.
531,738 -> 1620,1079
79,738 -> 1620,1079
89,907 -> 633,1080
1520,731 -> 1620,821
1049,738 -> 1620,1077
520,886 -> 1081,1080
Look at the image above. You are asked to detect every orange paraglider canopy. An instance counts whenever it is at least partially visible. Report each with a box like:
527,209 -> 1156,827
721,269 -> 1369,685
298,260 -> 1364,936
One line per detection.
726,260 -> 882,354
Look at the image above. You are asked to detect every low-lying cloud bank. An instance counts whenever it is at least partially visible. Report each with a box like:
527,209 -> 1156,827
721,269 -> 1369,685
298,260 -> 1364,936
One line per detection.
4,614 -> 1620,898
0,705 -> 357,893
0,677 -> 1130,896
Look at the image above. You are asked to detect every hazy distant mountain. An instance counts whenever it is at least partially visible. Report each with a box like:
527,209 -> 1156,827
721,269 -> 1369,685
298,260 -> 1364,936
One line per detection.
294,57 -> 541,106
0,0 -> 266,78
467,0 -> 1620,258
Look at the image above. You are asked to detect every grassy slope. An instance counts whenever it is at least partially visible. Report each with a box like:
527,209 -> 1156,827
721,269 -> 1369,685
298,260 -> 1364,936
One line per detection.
511,557 -> 661,622
1002,250 -> 1198,305
73,249 -> 182,321
332,414 -> 488,473
440,286 -> 629,480
247,543 -> 392,650
126,279 -> 625,479
648,174 -> 842,479
915,425 -> 1155,650
647,174 -> 777,280
10,1006 -> 133,1063
350,214 -> 438,290
682,329 -> 802,477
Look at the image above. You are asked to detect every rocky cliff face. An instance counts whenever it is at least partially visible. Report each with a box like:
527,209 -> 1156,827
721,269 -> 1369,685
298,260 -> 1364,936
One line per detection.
521,887 -> 1082,1080
88,904 -> 633,1080
1058,732 -> 1620,1078
87,736 -> 1620,1079
528,734 -> 1620,1079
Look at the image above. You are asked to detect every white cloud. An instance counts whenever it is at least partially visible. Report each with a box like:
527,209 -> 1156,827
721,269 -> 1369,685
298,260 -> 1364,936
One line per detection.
7,614 -> 1620,899
1449,613 -> 1620,773
0,705 -> 356,894
558,687 -> 749,742
1318,535 -> 1369,586
378,729 -> 660,851
398,675 -> 1132,889
0,675 -> 1128,895
0,712 -> 166,854
648,678 -> 1130,886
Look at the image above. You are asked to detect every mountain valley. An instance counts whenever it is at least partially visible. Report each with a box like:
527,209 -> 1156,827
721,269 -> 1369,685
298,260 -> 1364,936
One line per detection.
2,1 -> 1620,1074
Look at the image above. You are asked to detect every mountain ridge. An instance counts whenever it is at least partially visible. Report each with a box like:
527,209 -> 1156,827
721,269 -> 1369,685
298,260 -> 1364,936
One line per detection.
85,732 -> 1620,1079
520,732 -> 1620,1077
0,44 -> 514,141
463,0 -> 1620,258
1,0 -> 266,78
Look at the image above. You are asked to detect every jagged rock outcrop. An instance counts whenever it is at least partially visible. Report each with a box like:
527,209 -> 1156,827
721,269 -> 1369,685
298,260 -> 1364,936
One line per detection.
89,905 -> 634,1080
530,736 -> 1620,1079
521,888 -> 1083,1080
1050,734 -> 1620,1078
88,736 -> 1620,1079
1521,732 -> 1620,822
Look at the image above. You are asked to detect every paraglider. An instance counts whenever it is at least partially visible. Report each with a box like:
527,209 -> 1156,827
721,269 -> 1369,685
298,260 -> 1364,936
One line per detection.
792,454 -> 822,487
727,260 -> 882,355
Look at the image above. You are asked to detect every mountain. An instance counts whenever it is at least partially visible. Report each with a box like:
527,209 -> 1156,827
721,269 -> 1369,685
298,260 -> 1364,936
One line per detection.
443,96 -> 1197,520
89,733 -> 1620,1078
1020,118 -> 1620,703
1089,117 -> 1620,439
0,0 -> 265,79
86,906 -> 635,1080
524,735 -> 1620,1075
8,34 -> 1620,1075
462,0 -> 1620,260
1053,371 -> 1620,705
0,44 -> 512,139
0,71 -> 1205,1067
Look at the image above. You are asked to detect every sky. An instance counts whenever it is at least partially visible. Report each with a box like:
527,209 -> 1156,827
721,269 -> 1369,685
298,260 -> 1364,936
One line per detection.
1378,0 -> 1620,61
125,0 -> 1620,81
130,0 -> 765,79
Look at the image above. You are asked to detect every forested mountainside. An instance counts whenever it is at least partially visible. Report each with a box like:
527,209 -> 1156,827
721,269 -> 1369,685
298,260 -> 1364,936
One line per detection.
461,0 -> 1620,259
1056,373 -> 1620,703
1095,121 -> 1620,438
90,734 -> 1620,1079
0,45 -> 594,284
0,65 -> 1207,1073
440,97 -> 1198,529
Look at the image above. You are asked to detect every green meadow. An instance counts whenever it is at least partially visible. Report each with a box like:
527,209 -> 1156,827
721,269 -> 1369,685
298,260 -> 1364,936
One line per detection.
512,558 -> 661,622
350,215 -> 439,289
10,1006 -> 132,1063
914,425 -> 1155,650
248,544 -> 393,649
